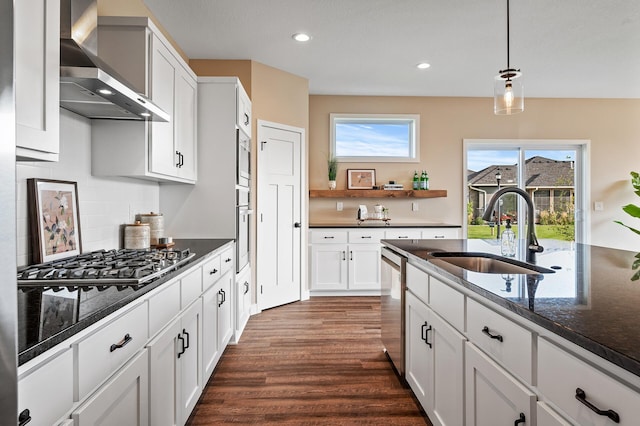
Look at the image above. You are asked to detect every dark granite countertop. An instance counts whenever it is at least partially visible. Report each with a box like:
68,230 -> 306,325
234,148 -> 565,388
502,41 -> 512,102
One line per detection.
310,222 -> 460,229
383,238 -> 640,377
18,239 -> 233,366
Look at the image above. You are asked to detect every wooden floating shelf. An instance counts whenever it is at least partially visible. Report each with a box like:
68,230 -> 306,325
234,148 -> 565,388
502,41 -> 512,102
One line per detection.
309,189 -> 447,199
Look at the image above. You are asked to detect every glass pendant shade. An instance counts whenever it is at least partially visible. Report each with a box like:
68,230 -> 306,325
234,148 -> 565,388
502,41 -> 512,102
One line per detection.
494,70 -> 524,115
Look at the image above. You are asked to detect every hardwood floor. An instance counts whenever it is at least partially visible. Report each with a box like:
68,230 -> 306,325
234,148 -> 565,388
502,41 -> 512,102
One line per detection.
187,296 -> 431,425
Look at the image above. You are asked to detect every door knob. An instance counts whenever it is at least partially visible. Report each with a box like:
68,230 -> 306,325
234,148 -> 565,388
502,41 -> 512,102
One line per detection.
294,222 -> 302,228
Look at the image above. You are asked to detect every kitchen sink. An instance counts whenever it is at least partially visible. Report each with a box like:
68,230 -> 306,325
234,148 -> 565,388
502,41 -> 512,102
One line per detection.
427,251 -> 555,275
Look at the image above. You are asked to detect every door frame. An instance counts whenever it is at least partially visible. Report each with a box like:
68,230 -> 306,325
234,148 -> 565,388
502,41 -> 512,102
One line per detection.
256,120 -> 308,312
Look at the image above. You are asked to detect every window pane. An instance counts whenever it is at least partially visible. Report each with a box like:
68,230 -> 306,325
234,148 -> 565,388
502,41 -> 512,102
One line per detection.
330,114 -> 419,162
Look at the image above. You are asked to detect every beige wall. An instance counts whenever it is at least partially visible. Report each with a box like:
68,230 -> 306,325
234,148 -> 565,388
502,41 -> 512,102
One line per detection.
309,95 -> 640,251
189,60 -> 253,97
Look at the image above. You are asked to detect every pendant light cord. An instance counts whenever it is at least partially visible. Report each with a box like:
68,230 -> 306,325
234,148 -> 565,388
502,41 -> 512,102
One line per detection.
506,0 -> 510,69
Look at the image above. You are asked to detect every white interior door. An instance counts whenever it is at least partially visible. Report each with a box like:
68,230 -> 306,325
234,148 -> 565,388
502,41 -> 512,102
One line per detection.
257,121 -> 304,310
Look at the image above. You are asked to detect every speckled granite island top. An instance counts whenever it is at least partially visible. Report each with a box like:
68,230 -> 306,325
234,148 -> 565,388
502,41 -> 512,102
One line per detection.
17,239 -> 233,365
383,238 -> 640,377
310,222 -> 460,228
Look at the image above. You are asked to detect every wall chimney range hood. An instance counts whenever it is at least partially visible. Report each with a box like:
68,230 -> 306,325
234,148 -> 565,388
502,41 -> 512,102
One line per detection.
59,0 -> 169,121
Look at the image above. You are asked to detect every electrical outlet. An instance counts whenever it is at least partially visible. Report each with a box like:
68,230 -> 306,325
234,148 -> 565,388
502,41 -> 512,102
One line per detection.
337,202 -> 343,211
594,201 -> 604,211
412,202 -> 419,212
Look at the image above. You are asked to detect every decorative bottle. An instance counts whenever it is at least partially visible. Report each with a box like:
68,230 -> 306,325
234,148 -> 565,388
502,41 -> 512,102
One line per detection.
412,171 -> 419,190
424,172 -> 429,190
501,219 -> 516,257
420,171 -> 427,190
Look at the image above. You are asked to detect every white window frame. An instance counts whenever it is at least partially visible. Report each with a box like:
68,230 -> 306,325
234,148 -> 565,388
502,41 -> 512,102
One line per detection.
330,113 -> 420,163
462,139 -> 591,244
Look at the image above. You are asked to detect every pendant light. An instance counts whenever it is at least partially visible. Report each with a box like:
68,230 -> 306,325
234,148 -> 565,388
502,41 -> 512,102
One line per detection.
494,0 -> 524,115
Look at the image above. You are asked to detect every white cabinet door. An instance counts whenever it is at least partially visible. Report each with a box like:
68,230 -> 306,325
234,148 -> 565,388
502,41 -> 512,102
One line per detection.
150,34 -> 178,178
465,342 -> 535,426
406,291 -> 465,426
235,265 -> 252,341
15,0 -> 59,161
217,272 -> 234,350
405,291 -> 433,412
310,244 -> 348,290
348,243 -> 381,290
202,284 -> 220,384
177,301 -> 203,425
147,319 -> 181,426
237,82 -> 252,136
18,347 -> 73,426
72,349 -> 149,426
175,69 -> 197,181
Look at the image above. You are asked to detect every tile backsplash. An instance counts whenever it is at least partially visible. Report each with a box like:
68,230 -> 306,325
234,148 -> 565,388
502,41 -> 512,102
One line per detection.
16,109 -> 159,267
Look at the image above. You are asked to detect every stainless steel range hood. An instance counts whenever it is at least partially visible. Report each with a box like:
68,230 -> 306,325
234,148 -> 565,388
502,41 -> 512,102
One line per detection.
59,0 -> 169,121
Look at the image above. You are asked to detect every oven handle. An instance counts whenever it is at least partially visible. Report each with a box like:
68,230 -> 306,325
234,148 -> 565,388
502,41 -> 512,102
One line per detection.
238,209 -> 254,216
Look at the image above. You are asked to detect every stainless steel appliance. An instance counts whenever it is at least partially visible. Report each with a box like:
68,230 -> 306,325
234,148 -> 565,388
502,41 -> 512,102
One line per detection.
1,0 -> 18,421
237,129 -> 250,187
59,0 -> 169,121
381,246 -> 407,378
17,248 -> 195,290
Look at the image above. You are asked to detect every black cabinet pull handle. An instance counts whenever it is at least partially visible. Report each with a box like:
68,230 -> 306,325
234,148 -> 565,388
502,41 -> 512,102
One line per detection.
342,251 -> 346,261
361,236 -> 372,239
350,251 -> 353,261
421,321 -> 428,342
218,289 -> 224,307
294,222 -> 302,228
225,258 -> 232,263
210,268 -> 218,275
434,235 -> 445,239
222,289 -> 226,303
18,409 -> 31,426
244,112 -> 249,125
177,333 -> 185,358
424,324 -> 433,348
514,413 -> 525,425
482,326 -> 504,342
182,329 -> 190,350
575,388 -> 620,423
323,236 -> 334,239
110,333 -> 132,352
398,236 -> 409,239
244,281 -> 249,294
175,150 -> 181,167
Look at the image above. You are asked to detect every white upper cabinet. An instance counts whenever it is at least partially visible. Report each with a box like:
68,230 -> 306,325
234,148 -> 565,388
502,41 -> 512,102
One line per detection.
15,0 -> 60,162
92,17 -> 197,184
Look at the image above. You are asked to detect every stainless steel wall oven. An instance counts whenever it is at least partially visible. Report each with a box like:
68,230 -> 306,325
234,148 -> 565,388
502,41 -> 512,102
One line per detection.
236,128 -> 252,273
381,246 -> 407,379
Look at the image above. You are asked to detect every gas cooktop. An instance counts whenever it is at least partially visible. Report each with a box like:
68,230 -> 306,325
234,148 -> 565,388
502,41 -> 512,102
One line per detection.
17,248 -> 195,291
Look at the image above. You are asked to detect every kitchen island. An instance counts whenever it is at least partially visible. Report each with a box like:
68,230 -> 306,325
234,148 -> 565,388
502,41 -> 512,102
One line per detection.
384,237 -> 640,425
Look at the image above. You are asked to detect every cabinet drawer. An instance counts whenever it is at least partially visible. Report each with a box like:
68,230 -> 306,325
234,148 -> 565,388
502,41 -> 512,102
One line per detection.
348,230 -> 383,244
466,298 -> 533,384
220,246 -> 234,275
538,338 -> 640,425
311,230 -> 347,244
181,266 -> 203,309
406,262 -> 429,305
537,402 -> 572,426
429,275 -> 464,332
75,301 -> 148,400
202,254 -> 221,291
384,229 -> 421,240
421,228 -> 459,239
19,347 -> 73,426
148,279 -> 181,337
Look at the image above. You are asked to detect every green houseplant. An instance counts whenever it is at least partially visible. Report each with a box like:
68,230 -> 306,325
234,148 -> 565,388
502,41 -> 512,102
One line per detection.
615,171 -> 640,280
328,156 -> 338,189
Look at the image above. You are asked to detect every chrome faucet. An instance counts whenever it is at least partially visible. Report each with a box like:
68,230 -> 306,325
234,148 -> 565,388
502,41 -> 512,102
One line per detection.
482,187 -> 544,262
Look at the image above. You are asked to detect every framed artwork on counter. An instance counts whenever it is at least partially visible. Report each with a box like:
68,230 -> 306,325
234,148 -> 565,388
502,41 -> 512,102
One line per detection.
347,169 -> 376,189
27,178 -> 82,264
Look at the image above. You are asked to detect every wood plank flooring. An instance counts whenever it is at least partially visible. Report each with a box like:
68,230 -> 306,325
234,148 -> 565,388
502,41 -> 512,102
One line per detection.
187,296 -> 431,425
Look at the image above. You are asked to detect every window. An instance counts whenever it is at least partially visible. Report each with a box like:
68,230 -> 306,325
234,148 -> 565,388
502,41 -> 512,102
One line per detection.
330,114 -> 420,162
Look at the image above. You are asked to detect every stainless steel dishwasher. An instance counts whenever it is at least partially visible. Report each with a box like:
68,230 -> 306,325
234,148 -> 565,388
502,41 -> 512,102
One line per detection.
381,246 -> 407,379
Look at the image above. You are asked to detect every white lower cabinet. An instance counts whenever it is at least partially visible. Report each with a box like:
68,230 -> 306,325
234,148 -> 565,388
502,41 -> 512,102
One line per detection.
235,265 -> 252,341
148,300 -> 202,426
465,342 -> 536,426
202,270 -> 234,385
18,347 -> 73,426
72,349 -> 149,425
405,291 -> 464,426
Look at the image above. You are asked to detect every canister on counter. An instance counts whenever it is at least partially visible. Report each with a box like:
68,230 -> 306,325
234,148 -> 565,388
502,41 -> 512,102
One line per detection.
124,221 -> 151,249
138,212 -> 164,246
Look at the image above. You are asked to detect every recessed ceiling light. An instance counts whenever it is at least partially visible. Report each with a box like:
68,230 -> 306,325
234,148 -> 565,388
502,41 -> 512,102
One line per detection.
140,112 -> 151,117
416,62 -> 431,70
292,33 -> 311,42
98,88 -> 113,95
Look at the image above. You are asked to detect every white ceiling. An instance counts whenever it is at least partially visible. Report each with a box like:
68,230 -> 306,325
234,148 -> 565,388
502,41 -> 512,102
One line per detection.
142,0 -> 640,98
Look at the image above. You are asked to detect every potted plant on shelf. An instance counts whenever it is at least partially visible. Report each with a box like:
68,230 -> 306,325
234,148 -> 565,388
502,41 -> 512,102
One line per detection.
328,156 -> 338,190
